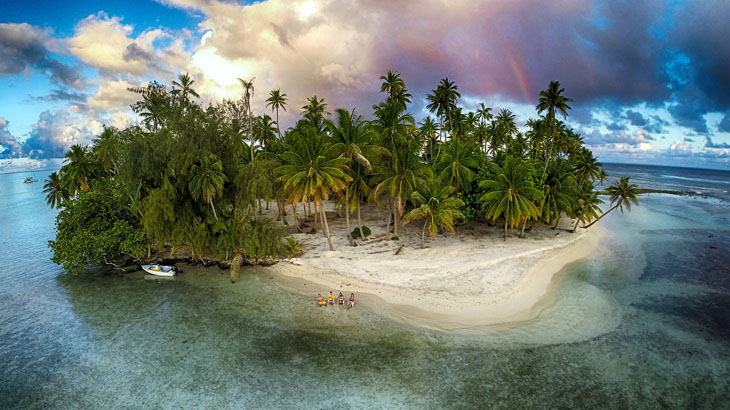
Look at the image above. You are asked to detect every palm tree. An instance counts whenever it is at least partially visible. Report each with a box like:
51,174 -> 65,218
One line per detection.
254,114 -> 278,152
265,89 -> 287,137
572,191 -> 603,232
172,72 -> 200,101
573,148 -> 602,186
63,144 -> 94,193
43,171 -> 69,209
583,176 -> 639,228
301,95 -> 329,119
237,77 -> 256,163
188,153 -> 227,220
418,116 -> 440,161
276,128 -> 350,251
92,127 -> 120,172
476,103 -> 493,126
479,158 -> 542,240
597,169 -> 609,186
436,139 -> 477,193
426,78 -> 461,159
541,161 -> 578,227
380,70 -> 406,100
403,178 -> 465,248
536,80 -> 572,177
326,108 -> 378,246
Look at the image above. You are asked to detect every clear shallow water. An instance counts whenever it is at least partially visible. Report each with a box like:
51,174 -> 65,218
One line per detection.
1,165 -> 729,409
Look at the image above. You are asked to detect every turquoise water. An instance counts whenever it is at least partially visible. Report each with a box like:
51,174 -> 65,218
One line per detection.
1,165 -> 729,409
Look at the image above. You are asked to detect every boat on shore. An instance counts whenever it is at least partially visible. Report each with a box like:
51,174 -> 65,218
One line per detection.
142,264 -> 177,277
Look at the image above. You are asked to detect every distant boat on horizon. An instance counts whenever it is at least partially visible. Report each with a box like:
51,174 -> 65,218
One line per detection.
23,176 -> 38,183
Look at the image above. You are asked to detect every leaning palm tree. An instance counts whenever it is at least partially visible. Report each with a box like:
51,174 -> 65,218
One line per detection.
403,178 -> 464,248
237,77 -> 256,163
43,171 -> 69,209
326,108 -> 379,246
536,80 -> 572,177
583,176 -> 639,228
265,89 -> 287,137
572,190 -> 604,232
480,158 -> 542,240
188,153 -> 227,221
276,128 -> 350,251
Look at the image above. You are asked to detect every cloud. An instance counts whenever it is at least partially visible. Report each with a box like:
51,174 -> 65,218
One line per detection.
24,110 -> 101,158
0,23 -> 84,88
85,79 -> 145,114
0,117 -> 25,159
705,136 -> 730,149
30,89 -> 88,103
625,110 -> 646,127
584,128 -> 654,148
719,113 -> 730,133
684,137 -> 694,142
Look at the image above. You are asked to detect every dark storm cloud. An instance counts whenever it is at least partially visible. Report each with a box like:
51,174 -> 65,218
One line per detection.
718,114 -> 730,133
625,110 -> 646,127
122,43 -> 154,62
31,89 -> 88,103
0,23 -> 84,89
606,121 -> 626,131
705,136 -> 730,149
684,137 -> 694,143
0,117 -> 25,159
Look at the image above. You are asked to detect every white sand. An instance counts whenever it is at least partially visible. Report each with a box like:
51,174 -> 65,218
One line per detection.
263,200 -> 604,332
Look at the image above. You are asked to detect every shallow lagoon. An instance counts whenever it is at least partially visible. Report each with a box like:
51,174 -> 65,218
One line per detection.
1,166 -> 729,409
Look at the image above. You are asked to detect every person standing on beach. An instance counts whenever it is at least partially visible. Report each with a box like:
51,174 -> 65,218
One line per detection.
348,293 -> 355,309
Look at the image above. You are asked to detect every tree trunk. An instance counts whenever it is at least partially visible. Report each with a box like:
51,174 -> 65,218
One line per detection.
392,198 -> 399,239
421,218 -> 428,248
552,213 -> 561,229
209,198 -> 219,220
357,193 -> 365,240
230,250 -> 242,283
313,202 -> 319,233
583,203 -> 620,229
572,218 -> 580,233
276,108 -> 281,138
504,219 -> 508,241
249,106 -> 255,164
345,186 -> 354,246
520,218 -> 527,238
320,205 -> 334,251
385,199 -> 392,238
292,203 -> 301,232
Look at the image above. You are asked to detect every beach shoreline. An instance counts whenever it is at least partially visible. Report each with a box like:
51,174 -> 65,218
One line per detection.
264,202 -> 606,332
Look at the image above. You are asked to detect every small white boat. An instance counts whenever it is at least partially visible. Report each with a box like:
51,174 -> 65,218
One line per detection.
23,177 -> 38,183
142,264 -> 177,277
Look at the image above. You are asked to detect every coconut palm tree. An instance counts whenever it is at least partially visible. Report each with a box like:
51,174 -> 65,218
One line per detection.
436,139 -> 478,193
480,158 -> 542,240
237,77 -> 256,163
541,161 -> 578,227
254,114 -> 278,152
597,169 -> 609,185
572,190 -> 603,232
43,171 -> 69,209
172,72 -> 200,101
403,178 -> 465,248
188,153 -> 227,221
92,127 -> 120,173
583,176 -> 639,228
265,89 -> 287,137
573,147 -> 602,186
536,80 -> 572,177
301,95 -> 329,119
326,108 -> 379,246
476,103 -> 493,126
426,78 -> 461,147
380,70 -> 406,101
276,128 -> 350,251
63,144 -> 94,193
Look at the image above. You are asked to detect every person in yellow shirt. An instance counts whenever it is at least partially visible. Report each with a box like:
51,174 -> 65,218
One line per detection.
327,291 -> 335,305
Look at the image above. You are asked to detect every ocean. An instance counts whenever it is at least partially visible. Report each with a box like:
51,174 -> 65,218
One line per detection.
1,163 -> 728,409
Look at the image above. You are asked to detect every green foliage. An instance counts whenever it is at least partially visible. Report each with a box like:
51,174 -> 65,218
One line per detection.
351,225 -> 371,239
50,181 -> 145,275
282,237 -> 302,258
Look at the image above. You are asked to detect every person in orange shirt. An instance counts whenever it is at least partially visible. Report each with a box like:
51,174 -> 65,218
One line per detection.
317,294 -> 326,307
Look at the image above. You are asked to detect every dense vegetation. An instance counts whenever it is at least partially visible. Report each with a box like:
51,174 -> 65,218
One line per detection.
45,71 -> 639,278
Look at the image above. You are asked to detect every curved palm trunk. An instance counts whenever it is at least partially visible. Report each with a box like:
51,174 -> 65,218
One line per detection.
385,198 -> 392,238
520,218 -> 528,238
392,199 -> 400,239
209,197 -> 219,221
572,218 -> 580,233
292,203 -> 301,232
357,193 -> 365,240
553,213 -> 561,229
276,108 -> 281,138
583,203 -> 620,229
504,219 -> 508,241
345,186 -> 354,246
320,204 -> 334,251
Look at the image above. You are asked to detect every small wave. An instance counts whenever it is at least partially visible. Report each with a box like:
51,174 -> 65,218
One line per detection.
661,175 -> 730,185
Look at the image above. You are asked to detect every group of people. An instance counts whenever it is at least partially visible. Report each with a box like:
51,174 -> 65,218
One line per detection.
317,291 -> 355,309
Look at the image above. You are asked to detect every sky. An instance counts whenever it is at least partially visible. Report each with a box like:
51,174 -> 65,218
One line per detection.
1,0 -> 730,172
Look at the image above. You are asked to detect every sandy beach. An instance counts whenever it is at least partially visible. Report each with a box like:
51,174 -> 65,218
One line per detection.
264,200 -> 605,332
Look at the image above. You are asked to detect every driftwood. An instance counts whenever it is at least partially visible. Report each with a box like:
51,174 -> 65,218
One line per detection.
394,245 -> 404,256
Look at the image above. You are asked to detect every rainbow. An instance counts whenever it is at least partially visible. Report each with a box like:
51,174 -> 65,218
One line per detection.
508,53 -> 532,103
